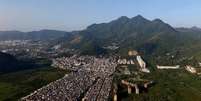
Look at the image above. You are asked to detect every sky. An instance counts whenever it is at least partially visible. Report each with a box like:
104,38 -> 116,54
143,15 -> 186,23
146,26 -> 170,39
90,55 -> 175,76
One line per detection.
0,0 -> 201,32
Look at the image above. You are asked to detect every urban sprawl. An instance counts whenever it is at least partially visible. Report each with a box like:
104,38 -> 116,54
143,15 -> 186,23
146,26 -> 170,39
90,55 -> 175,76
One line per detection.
1,40 -> 201,101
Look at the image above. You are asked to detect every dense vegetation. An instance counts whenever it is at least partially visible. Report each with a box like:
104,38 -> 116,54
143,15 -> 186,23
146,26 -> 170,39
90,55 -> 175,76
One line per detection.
0,67 -> 69,101
0,52 -> 52,73
122,69 -> 201,101
0,52 -> 21,73
0,52 -> 68,101
61,15 -> 201,64
113,64 -> 201,101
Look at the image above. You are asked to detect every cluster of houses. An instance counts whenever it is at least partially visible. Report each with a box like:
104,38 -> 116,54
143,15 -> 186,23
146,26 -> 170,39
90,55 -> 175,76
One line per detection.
21,49 -> 201,100
52,55 -> 117,75
21,70 -> 100,101
22,56 -> 117,101
117,55 -> 150,73
117,59 -> 135,65
82,77 -> 113,101
118,50 -> 150,73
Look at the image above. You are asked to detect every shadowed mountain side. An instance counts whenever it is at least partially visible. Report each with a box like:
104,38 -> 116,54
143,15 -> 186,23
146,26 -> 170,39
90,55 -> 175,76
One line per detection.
0,52 -> 51,73
61,15 -> 201,58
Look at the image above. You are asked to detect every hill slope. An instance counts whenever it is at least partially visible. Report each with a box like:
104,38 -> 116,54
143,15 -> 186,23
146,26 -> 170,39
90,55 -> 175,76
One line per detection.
62,15 -> 200,57
0,30 -> 70,41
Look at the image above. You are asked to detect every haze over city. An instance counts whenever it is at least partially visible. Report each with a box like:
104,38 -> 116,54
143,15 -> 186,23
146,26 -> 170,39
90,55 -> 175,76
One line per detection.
0,0 -> 201,31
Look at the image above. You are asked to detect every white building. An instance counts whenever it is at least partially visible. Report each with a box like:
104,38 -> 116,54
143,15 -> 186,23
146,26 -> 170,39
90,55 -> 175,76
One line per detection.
136,56 -> 150,73
157,65 -> 180,69
141,68 -> 150,73
199,63 -> 201,67
117,59 -> 135,65
185,65 -> 196,73
136,56 -> 146,68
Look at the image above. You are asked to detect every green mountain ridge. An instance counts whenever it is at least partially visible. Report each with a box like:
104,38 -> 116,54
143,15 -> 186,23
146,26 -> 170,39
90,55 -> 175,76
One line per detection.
0,30 -> 70,41
1,15 -> 201,64
62,15 -> 198,57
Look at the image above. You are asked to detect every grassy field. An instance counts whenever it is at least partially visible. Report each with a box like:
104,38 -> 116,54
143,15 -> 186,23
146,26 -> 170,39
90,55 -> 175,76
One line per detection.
119,68 -> 201,101
0,67 -> 69,101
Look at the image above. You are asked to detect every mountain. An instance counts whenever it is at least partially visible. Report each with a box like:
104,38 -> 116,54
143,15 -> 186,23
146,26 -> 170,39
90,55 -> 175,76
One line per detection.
27,30 -> 69,41
191,26 -> 201,31
56,15 -> 201,66
62,15 -> 186,56
176,27 -> 201,32
0,30 -> 70,41
0,31 -> 25,41
1,15 -> 201,64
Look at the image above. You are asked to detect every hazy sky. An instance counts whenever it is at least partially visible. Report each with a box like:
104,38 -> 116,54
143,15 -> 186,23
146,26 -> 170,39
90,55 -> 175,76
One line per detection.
0,0 -> 201,31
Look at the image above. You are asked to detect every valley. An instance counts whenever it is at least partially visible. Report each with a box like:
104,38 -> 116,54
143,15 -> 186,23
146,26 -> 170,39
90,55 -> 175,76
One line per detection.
0,15 -> 201,101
